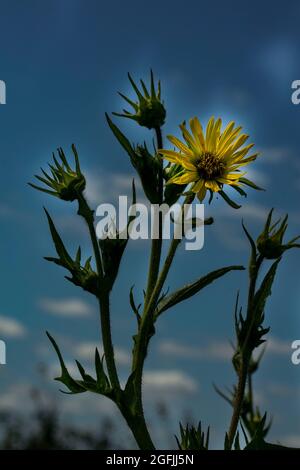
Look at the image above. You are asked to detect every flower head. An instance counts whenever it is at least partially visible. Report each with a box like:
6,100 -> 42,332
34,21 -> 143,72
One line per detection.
159,117 -> 260,207
257,209 -> 300,259
29,145 -> 85,201
113,70 -> 166,129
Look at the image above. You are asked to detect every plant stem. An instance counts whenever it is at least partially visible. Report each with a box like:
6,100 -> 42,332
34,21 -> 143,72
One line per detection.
77,194 -> 120,391
98,292 -> 120,390
144,127 -> 164,304
132,195 -> 193,397
122,408 -> 155,450
227,254 -> 263,448
227,357 -> 249,447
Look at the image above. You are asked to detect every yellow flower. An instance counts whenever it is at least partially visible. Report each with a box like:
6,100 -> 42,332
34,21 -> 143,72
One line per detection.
159,116 -> 260,207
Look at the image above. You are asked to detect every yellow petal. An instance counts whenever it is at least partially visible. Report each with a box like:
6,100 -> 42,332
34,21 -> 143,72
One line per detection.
226,172 -> 246,180
169,171 -> 198,185
217,121 -> 236,146
205,116 -> 215,151
167,135 -> 193,156
230,134 -> 249,153
176,155 -> 197,170
179,124 -> 200,155
189,117 -> 205,150
196,180 -> 207,201
192,179 -> 205,192
159,149 -> 181,163
217,126 -> 243,155
205,180 -> 220,192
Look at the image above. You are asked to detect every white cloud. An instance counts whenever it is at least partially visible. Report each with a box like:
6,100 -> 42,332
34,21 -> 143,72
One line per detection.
265,336 -> 291,356
275,435 -> 300,448
159,336 -> 292,363
74,341 -> 131,366
84,170 -> 141,206
0,316 -> 26,338
158,339 -> 232,362
221,201 -> 269,222
244,168 -> 268,188
0,383 -> 45,411
260,147 -> 292,164
38,297 -> 93,317
143,370 -> 198,393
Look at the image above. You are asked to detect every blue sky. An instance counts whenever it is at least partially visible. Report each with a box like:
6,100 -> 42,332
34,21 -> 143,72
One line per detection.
0,0 -> 300,449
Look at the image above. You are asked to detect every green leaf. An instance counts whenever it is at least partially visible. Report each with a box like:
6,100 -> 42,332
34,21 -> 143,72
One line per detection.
156,265 -> 245,316
105,113 -> 136,160
46,332 -> 86,394
219,190 -> 241,209
242,221 -> 257,276
129,286 -> 141,324
253,258 -> 281,320
95,348 -> 111,393
44,209 -> 73,268
239,177 -> 265,191
232,185 -> 247,198
75,360 -> 99,393
99,180 -> 136,291
234,432 -> 241,450
244,415 -> 300,450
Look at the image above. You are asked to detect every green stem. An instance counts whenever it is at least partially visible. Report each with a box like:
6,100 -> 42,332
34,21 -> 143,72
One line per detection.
227,254 -> 263,448
144,127 -> 164,304
248,372 -> 254,425
227,357 -> 249,448
77,194 -> 104,280
98,292 -> 120,390
132,195 -> 193,383
77,194 -> 120,390
122,408 -> 155,450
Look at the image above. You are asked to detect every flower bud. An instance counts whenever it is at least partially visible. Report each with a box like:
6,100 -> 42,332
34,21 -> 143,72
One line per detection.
29,145 -> 85,202
257,209 -> 300,259
113,70 -> 166,129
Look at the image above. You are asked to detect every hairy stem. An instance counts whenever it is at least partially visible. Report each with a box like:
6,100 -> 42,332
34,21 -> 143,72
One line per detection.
227,255 -> 263,448
227,358 -> 249,447
98,292 -> 120,390
132,195 -> 193,401
77,194 -> 120,390
122,408 -> 155,450
144,127 -> 164,304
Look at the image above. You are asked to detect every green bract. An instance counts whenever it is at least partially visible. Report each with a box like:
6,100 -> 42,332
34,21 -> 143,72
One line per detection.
29,145 -> 85,201
113,70 -> 166,129
257,209 -> 300,259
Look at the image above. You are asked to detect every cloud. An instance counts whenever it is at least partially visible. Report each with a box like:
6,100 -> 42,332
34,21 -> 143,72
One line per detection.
258,39 -> 297,86
277,435 -> 300,448
158,336 -> 292,363
158,339 -> 232,362
260,147 -> 292,164
0,316 -> 26,338
143,370 -> 198,393
74,341 -> 131,366
218,201 -> 269,223
244,168 -> 268,188
38,298 -> 93,317
264,336 -> 291,356
0,383 -> 46,411
84,170 -> 142,206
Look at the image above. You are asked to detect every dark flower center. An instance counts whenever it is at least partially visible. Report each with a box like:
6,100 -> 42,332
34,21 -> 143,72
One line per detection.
196,152 -> 225,180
